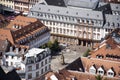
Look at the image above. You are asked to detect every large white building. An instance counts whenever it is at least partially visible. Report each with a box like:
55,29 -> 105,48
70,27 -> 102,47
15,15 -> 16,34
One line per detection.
28,1 -> 120,46
1,48 -> 51,80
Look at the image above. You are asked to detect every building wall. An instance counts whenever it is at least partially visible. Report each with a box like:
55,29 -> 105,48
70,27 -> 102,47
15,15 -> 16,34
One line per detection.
39,19 -> 110,46
3,54 -> 25,71
0,0 -> 14,9
14,1 -> 29,12
0,0 -> 41,13
25,49 -> 51,80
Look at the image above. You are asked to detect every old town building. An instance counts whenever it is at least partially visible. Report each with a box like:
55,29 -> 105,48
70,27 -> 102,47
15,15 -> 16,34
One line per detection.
1,48 -> 51,80
0,0 -> 41,15
28,1 -> 120,46
0,16 -> 50,48
0,0 -> 14,13
90,29 -> 120,61
44,29 -> 120,80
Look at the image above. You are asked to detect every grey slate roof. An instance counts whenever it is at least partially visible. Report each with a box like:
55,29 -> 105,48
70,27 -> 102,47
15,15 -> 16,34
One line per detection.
66,0 -> 99,9
98,2 -> 120,12
29,3 -> 103,20
103,14 -> 120,29
110,3 -> 120,11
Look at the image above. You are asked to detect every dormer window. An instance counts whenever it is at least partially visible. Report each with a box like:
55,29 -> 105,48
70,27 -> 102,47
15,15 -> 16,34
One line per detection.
107,68 -> 114,77
89,65 -> 96,74
97,66 -> 104,76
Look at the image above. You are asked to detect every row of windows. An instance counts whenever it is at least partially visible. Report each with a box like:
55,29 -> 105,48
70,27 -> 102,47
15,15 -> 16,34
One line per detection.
27,57 -> 50,71
106,22 -> 120,27
43,20 -> 93,33
89,67 -> 115,77
32,12 -> 103,26
96,54 -> 120,59
28,65 -> 50,79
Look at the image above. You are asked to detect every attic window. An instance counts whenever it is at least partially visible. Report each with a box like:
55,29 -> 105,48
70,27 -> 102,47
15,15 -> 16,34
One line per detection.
97,15 -> 99,17
48,9 -> 50,11
116,7 -> 118,9
107,68 -> 114,77
98,67 -> 104,76
66,11 -> 69,14
76,12 -> 78,15
57,10 -> 59,12
87,14 -> 89,16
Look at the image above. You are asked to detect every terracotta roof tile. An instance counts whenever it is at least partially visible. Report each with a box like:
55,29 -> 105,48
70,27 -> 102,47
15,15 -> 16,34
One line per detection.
0,28 -> 14,44
81,57 -> 120,78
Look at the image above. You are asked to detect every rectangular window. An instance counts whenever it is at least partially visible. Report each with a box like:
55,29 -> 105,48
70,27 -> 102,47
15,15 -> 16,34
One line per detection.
41,61 -> 43,67
36,71 -> 39,77
28,66 -> 32,71
45,66 -> 47,72
36,63 -> 39,69
41,69 -> 43,74
28,73 -> 32,79
97,28 -> 100,32
45,59 -> 47,64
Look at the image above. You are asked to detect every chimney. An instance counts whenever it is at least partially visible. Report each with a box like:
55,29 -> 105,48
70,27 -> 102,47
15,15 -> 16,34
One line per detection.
16,48 -> 19,54
10,46 -> 13,52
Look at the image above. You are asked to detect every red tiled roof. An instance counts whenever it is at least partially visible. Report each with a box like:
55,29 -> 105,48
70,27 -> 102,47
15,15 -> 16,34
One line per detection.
45,70 -> 119,80
81,57 -> 120,78
0,28 -> 14,44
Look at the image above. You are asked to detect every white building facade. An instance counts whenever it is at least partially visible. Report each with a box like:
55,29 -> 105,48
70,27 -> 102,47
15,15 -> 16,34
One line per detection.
1,48 -> 51,80
28,3 -> 120,47
25,48 -> 51,80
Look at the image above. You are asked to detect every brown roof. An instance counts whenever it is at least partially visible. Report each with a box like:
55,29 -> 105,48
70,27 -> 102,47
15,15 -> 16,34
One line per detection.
0,15 -> 50,52
90,36 -> 120,62
0,28 -> 14,44
7,15 -> 37,30
45,70 -> 119,80
81,57 -> 120,78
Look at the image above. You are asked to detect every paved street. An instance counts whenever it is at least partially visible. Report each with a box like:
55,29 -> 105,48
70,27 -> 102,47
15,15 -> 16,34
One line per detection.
51,45 -> 91,71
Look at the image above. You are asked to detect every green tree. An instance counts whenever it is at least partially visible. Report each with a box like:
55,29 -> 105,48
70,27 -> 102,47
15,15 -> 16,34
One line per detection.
83,49 -> 90,57
95,75 -> 103,80
41,44 -> 47,49
47,41 -> 53,49
52,39 -> 60,52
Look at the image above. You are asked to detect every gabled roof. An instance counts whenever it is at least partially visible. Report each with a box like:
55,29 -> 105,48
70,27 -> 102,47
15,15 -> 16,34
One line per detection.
110,3 -> 120,12
103,14 -> 120,29
81,57 -> 120,78
7,15 -> 37,30
45,69 -> 119,80
29,4 -> 103,20
0,28 -> 14,44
